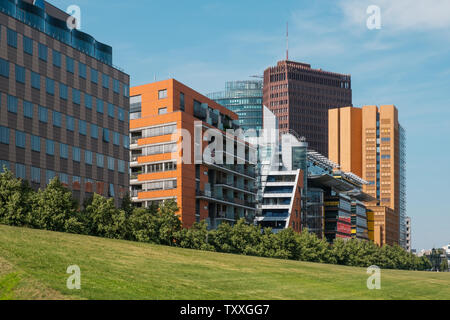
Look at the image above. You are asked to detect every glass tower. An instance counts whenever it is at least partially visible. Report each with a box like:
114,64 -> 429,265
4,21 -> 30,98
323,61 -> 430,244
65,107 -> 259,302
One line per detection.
207,80 -> 263,132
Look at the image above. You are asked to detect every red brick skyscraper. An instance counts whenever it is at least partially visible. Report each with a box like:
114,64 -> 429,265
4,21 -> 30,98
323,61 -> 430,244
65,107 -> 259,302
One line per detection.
263,60 -> 352,156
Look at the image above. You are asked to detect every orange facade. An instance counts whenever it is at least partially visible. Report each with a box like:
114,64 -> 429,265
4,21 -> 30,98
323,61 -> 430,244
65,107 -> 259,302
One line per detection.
329,105 -> 401,246
130,79 -> 256,228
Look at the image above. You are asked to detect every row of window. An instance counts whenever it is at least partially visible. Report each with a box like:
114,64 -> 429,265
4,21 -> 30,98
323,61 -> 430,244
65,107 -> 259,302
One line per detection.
0,161 -> 117,197
2,98 -> 130,147
4,28 -> 129,96
144,179 -> 177,192
142,143 -> 177,156
0,126 -> 126,172
0,63 -> 128,120
141,124 -> 177,139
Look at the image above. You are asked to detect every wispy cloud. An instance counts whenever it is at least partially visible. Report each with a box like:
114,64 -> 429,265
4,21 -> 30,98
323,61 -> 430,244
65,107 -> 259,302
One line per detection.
340,0 -> 450,32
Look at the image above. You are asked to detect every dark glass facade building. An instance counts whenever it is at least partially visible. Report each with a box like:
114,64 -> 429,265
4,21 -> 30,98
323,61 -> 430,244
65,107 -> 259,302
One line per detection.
207,80 -> 263,132
0,0 -> 130,206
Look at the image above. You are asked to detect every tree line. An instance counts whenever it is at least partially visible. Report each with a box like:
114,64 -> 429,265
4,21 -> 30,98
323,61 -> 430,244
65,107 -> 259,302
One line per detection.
0,168 -> 432,271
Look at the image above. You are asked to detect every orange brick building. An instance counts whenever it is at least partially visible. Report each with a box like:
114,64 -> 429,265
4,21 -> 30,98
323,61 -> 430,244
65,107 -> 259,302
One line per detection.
129,79 -> 257,228
329,105 -> 405,247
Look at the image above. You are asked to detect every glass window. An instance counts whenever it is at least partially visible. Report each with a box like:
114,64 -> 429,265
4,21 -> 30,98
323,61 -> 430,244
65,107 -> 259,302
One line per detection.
85,94 -> 92,109
31,167 -> 40,183
31,72 -> 40,89
15,163 -> 26,179
0,58 -> 9,78
60,143 -> 69,159
23,36 -> 33,55
158,89 -> 167,99
46,139 -> 55,155
46,170 -> 55,184
38,43 -> 47,61
123,135 -> 130,149
24,101 -> 33,118
90,68 -> 98,83
118,108 -> 125,121
60,83 -> 68,100
7,95 -> 18,113
158,107 -> 168,115
46,78 -> 55,95
118,160 -> 125,173
113,79 -> 120,93
103,128 -> 110,143
0,126 -> 10,145
180,92 -> 185,111
108,157 -> 115,170
73,147 -> 81,162
59,173 -> 69,184
66,115 -> 75,131
123,84 -> 129,97
66,56 -> 74,73
53,50 -> 61,67
72,88 -> 81,104
113,132 -> 120,146
38,106 -> 48,123
108,103 -> 115,118
53,111 -> 62,127
15,130 -> 26,148
31,135 -> 40,152
15,65 -> 25,83
109,184 -> 115,197
7,29 -> 17,48
78,120 -> 87,135
85,150 -> 93,165
96,99 -> 104,114
79,62 -> 87,79
0,161 -> 9,172
96,153 -> 104,168
91,124 -> 98,139
102,74 -> 109,88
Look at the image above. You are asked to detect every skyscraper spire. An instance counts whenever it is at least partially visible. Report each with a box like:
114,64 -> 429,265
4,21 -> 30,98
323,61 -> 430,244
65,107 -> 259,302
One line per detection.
286,22 -> 289,61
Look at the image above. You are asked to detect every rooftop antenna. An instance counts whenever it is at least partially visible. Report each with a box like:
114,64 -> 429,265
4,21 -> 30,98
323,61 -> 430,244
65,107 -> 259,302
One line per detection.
286,22 -> 289,61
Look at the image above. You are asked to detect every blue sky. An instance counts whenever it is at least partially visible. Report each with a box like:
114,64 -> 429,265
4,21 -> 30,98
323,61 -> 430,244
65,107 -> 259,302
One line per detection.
52,0 -> 449,250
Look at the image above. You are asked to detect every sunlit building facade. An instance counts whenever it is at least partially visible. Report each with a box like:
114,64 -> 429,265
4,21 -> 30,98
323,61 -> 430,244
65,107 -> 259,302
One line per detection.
129,79 -> 257,229
329,105 -> 406,247
0,0 -> 130,206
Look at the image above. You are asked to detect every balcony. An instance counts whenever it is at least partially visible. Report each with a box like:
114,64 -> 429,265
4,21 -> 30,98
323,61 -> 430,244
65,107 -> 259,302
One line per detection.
131,137 -> 140,145
131,189 -> 140,198
196,190 -> 256,210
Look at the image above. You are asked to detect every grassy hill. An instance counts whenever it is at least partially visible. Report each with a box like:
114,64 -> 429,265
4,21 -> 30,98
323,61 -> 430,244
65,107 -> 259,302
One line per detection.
0,225 -> 449,300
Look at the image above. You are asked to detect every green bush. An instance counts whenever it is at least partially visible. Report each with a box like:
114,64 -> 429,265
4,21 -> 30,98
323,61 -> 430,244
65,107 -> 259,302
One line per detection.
0,168 -> 429,271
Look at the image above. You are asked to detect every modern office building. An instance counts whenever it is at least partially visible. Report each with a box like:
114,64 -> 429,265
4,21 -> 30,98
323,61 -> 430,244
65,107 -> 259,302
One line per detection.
329,105 -> 406,247
0,0 -> 130,206
263,60 -> 352,156
129,79 -> 257,229
256,106 -> 370,240
207,80 -> 263,132
309,167 -> 370,243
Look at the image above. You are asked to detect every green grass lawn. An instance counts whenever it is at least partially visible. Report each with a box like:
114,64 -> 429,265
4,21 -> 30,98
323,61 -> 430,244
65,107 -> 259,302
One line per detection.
0,224 -> 449,300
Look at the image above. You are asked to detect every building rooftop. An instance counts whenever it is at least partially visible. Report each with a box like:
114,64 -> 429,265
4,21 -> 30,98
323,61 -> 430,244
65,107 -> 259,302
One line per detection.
0,0 -> 117,67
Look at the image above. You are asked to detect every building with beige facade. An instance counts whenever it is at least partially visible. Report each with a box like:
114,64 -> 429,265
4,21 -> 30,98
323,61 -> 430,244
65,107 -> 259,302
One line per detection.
329,105 -> 406,247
